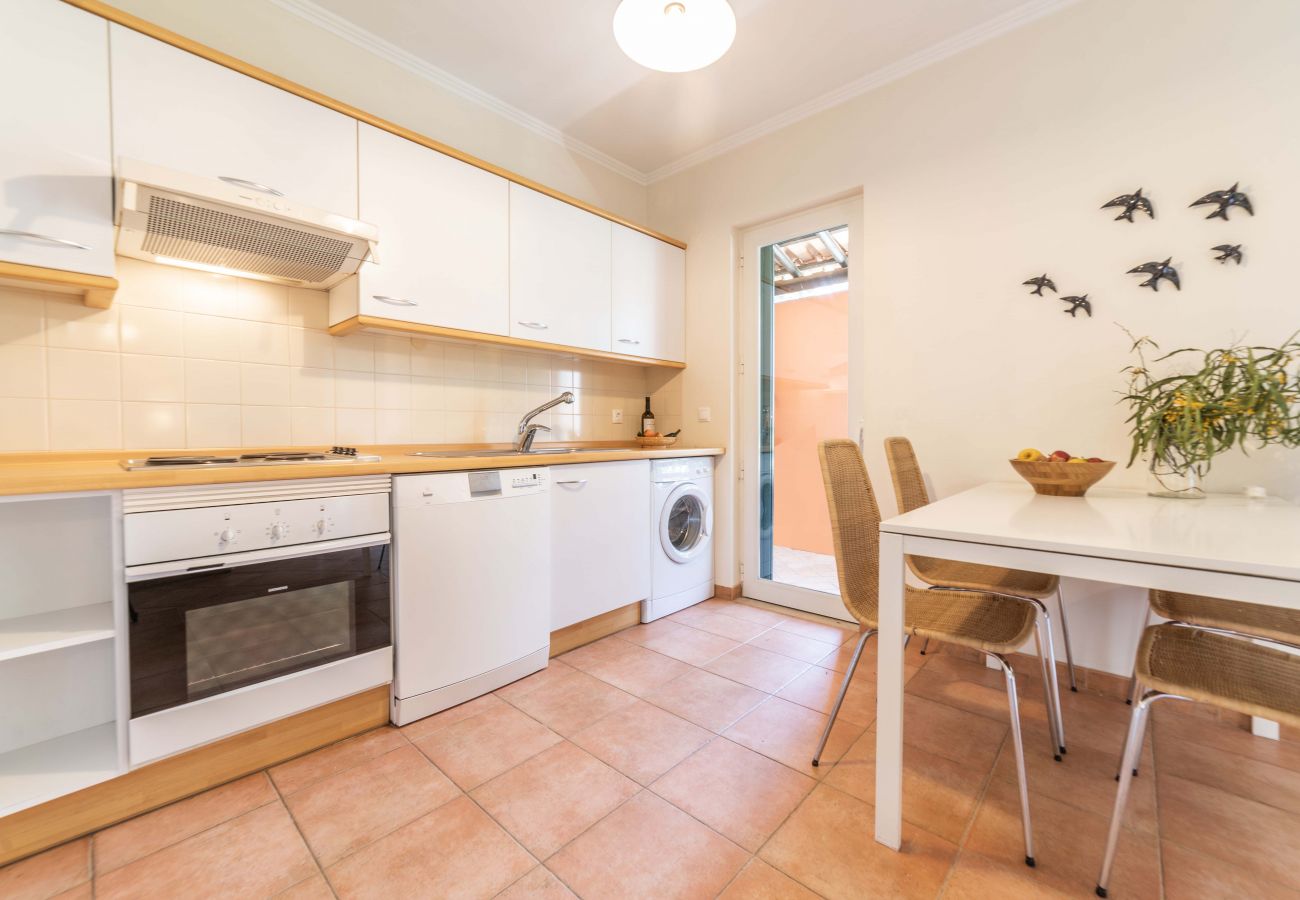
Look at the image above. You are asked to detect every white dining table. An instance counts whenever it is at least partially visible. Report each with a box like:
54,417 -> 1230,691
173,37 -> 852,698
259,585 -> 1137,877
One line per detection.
873,481 -> 1300,849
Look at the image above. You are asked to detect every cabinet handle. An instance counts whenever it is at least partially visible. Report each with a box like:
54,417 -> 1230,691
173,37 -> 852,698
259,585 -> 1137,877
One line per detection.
554,479 -> 588,486
0,229 -> 90,250
517,321 -> 549,330
617,338 -> 641,345
374,295 -> 418,307
218,176 -> 285,197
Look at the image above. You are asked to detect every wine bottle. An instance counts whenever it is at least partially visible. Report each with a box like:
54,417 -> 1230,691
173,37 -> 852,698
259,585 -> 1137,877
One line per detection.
641,396 -> 656,434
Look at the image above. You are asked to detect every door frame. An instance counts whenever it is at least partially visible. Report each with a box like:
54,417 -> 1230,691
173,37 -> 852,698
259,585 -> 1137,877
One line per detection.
738,196 -> 865,621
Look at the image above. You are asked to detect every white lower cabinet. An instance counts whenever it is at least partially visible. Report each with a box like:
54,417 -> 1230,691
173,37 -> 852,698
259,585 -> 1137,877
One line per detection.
550,460 -> 651,630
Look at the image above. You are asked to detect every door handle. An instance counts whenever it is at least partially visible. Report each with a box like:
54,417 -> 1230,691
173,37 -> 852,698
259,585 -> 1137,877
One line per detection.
517,321 -> 549,330
617,338 -> 641,345
0,229 -> 90,250
218,175 -> 285,196
374,295 -> 418,307
554,479 -> 588,486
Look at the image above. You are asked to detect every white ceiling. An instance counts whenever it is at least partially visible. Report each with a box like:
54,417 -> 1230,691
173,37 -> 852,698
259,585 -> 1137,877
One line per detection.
273,0 -> 1073,183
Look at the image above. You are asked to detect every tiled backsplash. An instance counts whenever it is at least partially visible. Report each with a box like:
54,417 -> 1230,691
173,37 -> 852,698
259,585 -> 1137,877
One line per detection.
0,258 -> 683,451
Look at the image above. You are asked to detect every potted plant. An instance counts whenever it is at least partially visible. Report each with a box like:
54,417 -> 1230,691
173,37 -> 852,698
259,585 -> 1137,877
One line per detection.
1121,331 -> 1300,498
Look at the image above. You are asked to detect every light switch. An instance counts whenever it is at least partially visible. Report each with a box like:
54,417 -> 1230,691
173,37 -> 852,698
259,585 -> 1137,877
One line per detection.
697,406 -> 712,422
611,409 -> 623,424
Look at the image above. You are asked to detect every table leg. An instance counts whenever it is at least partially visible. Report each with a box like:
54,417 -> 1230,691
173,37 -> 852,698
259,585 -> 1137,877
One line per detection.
875,530 -> 905,850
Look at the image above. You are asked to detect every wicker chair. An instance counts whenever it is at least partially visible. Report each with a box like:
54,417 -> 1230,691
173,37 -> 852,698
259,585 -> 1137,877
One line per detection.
817,438 -> 1046,866
884,436 -> 1075,759
1096,623 -> 1300,897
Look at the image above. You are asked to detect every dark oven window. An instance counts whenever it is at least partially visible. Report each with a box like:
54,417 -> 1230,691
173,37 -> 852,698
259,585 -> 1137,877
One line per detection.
129,545 -> 390,718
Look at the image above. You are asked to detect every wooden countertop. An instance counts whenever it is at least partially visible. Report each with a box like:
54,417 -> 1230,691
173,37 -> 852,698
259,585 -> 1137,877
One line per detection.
0,444 -> 725,497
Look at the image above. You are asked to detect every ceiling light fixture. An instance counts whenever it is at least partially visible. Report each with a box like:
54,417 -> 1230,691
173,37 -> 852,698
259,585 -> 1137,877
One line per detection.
613,0 -> 736,73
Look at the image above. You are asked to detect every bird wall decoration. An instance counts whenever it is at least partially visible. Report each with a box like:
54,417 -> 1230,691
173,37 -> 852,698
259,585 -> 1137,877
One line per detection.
1022,274 -> 1057,295
1212,244 -> 1243,265
1190,183 -> 1253,220
1101,188 -> 1154,222
1127,258 -> 1180,291
1061,295 -> 1092,318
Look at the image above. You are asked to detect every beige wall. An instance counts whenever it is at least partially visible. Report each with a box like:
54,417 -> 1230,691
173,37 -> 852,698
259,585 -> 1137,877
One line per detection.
648,0 -> 1300,672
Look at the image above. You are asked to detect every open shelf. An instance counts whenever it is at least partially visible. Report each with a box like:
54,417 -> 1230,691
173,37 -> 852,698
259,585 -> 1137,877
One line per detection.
0,721 -> 120,816
0,603 -> 115,662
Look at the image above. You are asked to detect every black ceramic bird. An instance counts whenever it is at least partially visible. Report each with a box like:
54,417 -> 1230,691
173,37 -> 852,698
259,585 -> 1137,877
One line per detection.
1061,295 -> 1092,318
1212,244 -> 1243,265
1022,274 -> 1057,296
1127,258 -> 1180,291
1190,183 -> 1253,220
1101,188 -> 1154,222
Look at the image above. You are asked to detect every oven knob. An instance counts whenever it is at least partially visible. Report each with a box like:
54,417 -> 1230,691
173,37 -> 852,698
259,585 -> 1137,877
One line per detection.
313,519 -> 327,536
219,527 -> 237,543
270,523 -> 288,540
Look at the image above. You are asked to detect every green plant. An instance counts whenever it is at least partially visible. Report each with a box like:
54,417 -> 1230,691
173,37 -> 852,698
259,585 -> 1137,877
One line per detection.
1121,329 -> 1300,481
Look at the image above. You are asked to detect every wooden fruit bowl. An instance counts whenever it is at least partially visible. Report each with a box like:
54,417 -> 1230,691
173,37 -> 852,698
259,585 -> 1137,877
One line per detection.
636,435 -> 679,449
1009,458 -> 1115,497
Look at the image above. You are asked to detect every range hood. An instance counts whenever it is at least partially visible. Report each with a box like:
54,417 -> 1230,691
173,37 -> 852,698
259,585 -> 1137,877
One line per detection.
115,160 -> 378,288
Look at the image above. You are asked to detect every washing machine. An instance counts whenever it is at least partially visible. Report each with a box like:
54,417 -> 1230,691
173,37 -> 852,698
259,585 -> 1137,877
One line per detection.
643,457 -> 715,622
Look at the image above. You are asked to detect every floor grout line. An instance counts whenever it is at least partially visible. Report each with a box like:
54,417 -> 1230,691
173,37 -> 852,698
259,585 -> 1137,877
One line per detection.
267,774 -> 337,899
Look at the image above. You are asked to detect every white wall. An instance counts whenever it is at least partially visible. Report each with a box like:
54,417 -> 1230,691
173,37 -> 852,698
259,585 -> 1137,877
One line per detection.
648,0 -> 1300,673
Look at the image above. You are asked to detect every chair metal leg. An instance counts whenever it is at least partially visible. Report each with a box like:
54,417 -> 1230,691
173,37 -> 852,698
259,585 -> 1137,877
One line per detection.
1125,671 -> 1141,707
812,628 -> 875,767
919,637 -> 931,655
1056,585 -> 1078,691
1037,606 -> 1067,756
991,653 -> 1035,867
1033,619 -> 1063,762
1097,693 -> 1165,897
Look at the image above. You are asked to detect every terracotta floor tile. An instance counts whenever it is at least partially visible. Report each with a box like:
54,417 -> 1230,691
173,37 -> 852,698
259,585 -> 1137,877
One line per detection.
1161,839 -> 1300,900
326,796 -> 534,899
694,597 -> 743,614
776,664 -> 877,726
573,642 -> 693,697
667,604 -> 723,628
643,667 -> 769,733
49,884 -> 92,900
749,627 -> 842,664
704,644 -> 811,693
941,849 -> 1081,899
556,634 -> 635,670
679,610 -> 772,642
1156,725 -> 1300,815
714,601 -> 798,626
963,775 -> 1160,897
494,658 -> 575,703
0,838 -> 89,900
94,772 -> 277,873
496,866 -> 578,899
716,858 -> 821,899
284,743 -> 460,865
411,702 -> 562,790
896,693 -> 1008,773
275,873 -> 335,899
546,791 -> 748,900
760,784 -> 957,900
1157,771 -> 1300,890
639,626 -> 742,666
470,742 -> 638,858
270,727 -> 407,796
616,618 -> 693,647
905,665 -> 1052,735
725,695 -> 864,777
1153,710 -> 1300,774
815,634 -> 927,675
398,691 -> 510,742
95,803 -> 316,900
824,727 -> 988,844
651,737 -> 814,851
571,700 -> 712,784
505,669 -> 638,736
773,616 -> 856,645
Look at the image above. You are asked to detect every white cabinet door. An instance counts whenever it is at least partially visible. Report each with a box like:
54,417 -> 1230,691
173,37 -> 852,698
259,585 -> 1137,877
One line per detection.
109,25 -> 357,215
509,185 -> 611,351
353,125 -> 509,335
0,0 -> 114,277
612,225 -> 685,362
550,460 -> 650,630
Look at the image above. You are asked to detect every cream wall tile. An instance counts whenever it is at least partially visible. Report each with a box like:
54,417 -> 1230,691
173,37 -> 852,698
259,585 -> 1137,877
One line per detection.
0,398 -> 47,450
239,321 -> 290,365
443,411 -> 477,442
47,349 -> 120,400
335,408 -> 375,444
445,345 -> 475,379
179,272 -> 239,317
375,374 -> 411,410
186,404 -> 241,448
110,257 -> 186,310
526,354 -> 551,388
242,406 -> 290,446
0,288 -> 45,344
473,348 -> 501,382
288,328 -> 332,369
410,410 -> 443,443
120,306 -> 184,357
285,289 -> 329,330
49,399 -> 120,449
291,407 -> 333,445
184,314 -> 242,361
444,378 -> 475,412
552,359 -> 577,388
290,367 -> 334,407
240,363 -> 291,406
122,354 -> 185,402
333,334 -> 374,372
373,336 -> 411,375
410,341 -> 443,378
235,281 -> 288,324
45,300 -> 118,351
334,371 -> 374,408
0,345 -> 45,398
123,402 -> 185,449
411,376 -> 443,410
499,351 -> 528,384
375,409 -> 411,443
185,359 -> 240,404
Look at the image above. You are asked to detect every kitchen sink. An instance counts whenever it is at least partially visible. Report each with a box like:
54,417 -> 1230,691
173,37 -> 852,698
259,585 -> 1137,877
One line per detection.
407,447 -> 606,458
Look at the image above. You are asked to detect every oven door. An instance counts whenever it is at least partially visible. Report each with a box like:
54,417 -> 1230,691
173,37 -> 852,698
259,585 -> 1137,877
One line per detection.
128,537 -> 391,719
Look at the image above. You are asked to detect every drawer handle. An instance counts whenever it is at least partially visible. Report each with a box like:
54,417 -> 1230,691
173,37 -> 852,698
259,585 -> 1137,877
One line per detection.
617,338 -> 641,345
374,295 -> 419,307
517,321 -> 549,330
554,479 -> 588,486
0,229 -> 90,250
218,175 -> 285,197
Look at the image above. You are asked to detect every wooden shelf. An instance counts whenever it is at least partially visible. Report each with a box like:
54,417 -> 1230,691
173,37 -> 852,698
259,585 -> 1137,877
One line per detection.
0,261 -> 117,308
0,721 -> 120,817
0,603 -> 115,663
330,315 -> 688,370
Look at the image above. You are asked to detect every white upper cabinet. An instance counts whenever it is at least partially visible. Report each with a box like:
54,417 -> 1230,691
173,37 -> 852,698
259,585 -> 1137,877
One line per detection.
348,125 -> 509,334
109,25 -> 358,215
0,0 -> 114,277
611,225 -> 685,362
509,185 -> 611,352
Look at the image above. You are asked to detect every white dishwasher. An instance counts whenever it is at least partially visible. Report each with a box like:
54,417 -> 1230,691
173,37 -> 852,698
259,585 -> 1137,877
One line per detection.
391,468 -> 551,726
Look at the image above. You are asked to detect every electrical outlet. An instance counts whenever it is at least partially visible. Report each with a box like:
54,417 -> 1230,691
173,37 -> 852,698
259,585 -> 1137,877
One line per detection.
611,409 -> 623,424
697,406 -> 712,422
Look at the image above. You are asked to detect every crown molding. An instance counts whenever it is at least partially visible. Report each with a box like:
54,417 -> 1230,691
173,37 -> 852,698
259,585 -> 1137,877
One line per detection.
643,0 -> 1079,183
269,0 -> 651,186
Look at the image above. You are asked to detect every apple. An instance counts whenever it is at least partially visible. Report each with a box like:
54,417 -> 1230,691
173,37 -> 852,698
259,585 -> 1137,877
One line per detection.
1049,450 -> 1071,462
1086,457 -> 1103,463
1016,448 -> 1044,461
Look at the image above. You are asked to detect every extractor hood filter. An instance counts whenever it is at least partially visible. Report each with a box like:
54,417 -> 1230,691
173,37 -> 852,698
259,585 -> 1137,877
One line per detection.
116,160 -> 378,289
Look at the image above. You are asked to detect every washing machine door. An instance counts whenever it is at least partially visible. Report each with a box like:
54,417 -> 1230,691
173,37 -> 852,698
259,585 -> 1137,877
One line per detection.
660,482 -> 712,563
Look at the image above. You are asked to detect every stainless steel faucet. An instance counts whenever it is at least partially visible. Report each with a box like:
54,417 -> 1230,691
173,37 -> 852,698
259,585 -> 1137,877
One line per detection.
515,391 -> 574,451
